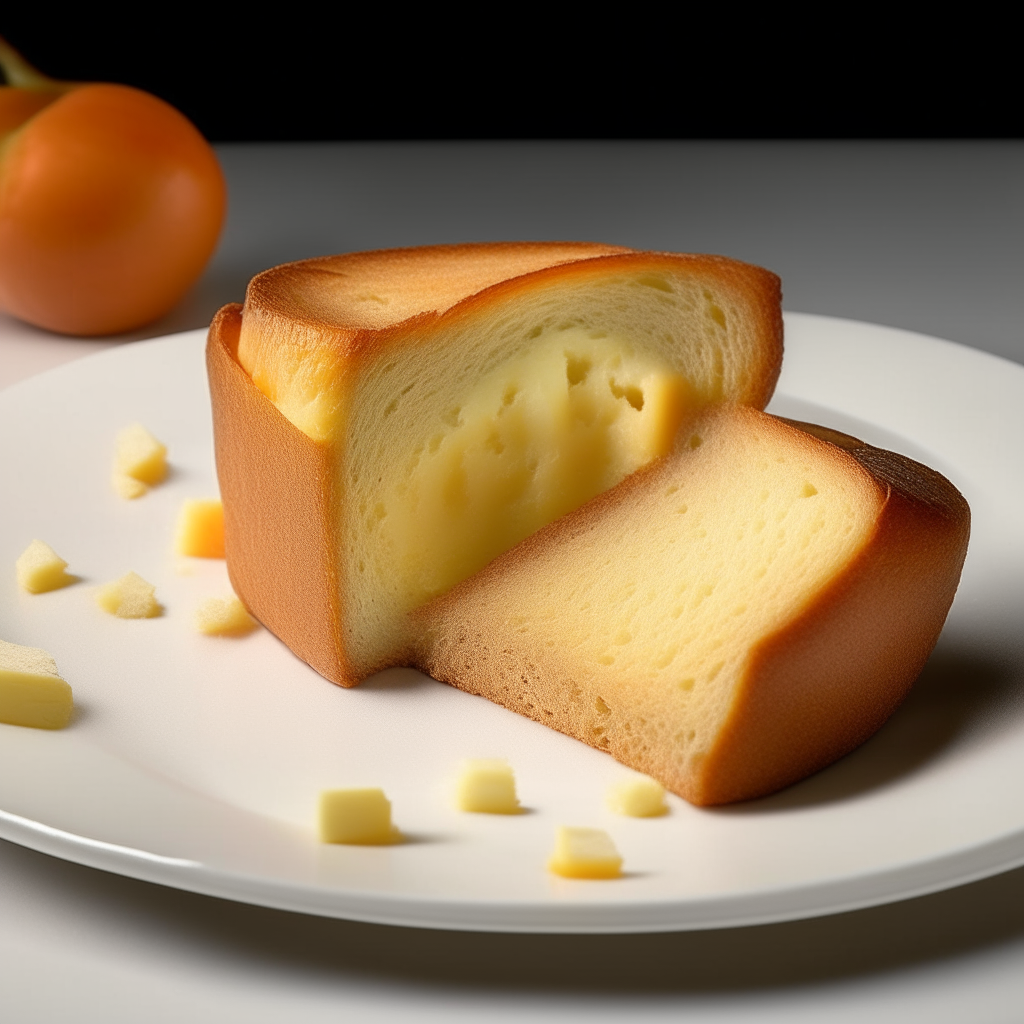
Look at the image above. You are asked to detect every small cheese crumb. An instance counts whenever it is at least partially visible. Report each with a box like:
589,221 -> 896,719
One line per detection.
0,638 -> 74,729
195,596 -> 257,636
319,788 -> 401,845
456,759 -> 521,813
607,775 -> 668,817
96,571 -> 162,618
548,827 -> 623,879
176,499 -> 225,558
16,539 -> 75,594
113,424 -> 167,499
112,473 -> 149,499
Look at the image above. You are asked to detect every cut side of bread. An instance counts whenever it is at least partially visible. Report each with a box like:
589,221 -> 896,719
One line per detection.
412,407 -> 970,806
208,244 -> 783,686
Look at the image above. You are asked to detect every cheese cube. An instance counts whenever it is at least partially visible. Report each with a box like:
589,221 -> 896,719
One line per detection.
113,424 -> 167,498
16,539 -> 75,594
176,499 -> 225,558
607,776 -> 668,817
319,788 -> 400,844
456,759 -> 521,813
0,638 -> 74,729
548,827 -> 623,879
96,571 -> 162,618
195,596 -> 257,636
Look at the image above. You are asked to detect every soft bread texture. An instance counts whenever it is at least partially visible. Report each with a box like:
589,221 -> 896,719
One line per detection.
412,407 -> 970,806
208,244 -> 783,686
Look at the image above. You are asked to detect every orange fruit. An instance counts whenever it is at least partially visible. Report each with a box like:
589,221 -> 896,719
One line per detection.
0,39 -> 225,335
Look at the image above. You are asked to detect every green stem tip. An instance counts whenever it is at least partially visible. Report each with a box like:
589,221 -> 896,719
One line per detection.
0,36 -> 66,92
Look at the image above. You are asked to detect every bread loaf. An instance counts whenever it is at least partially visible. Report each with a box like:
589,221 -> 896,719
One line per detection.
207,244 -> 784,685
412,407 -> 970,805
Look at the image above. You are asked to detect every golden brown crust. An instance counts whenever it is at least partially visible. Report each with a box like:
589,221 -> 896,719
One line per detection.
207,305 -> 353,684
245,242 -> 634,335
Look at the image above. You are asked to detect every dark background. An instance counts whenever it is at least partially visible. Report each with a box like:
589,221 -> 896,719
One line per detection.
2,16 -> 1016,141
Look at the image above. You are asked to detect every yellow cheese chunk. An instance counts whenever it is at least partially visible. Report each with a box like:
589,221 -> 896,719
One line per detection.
0,638 -> 73,729
455,759 -> 521,814
195,595 -> 258,636
176,499 -> 225,558
15,539 -> 75,594
548,826 -> 623,879
113,424 -> 167,498
96,571 -> 162,618
319,788 -> 400,845
607,776 -> 668,817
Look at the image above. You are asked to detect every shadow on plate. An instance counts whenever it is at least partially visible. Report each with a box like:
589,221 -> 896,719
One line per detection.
359,667 -> 438,692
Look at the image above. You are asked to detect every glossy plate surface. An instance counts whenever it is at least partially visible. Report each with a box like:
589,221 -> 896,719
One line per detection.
1,312 -> 1022,933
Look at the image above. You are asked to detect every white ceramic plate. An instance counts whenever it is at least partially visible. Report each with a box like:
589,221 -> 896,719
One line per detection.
1,312 -> 1022,934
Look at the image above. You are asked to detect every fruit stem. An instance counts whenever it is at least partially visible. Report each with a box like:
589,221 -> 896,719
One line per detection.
0,36 -> 67,92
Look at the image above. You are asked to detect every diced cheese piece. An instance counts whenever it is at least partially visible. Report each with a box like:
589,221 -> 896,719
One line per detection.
319,788 -> 400,845
195,595 -> 258,636
455,759 -> 521,814
113,424 -> 167,498
0,638 -> 74,730
607,776 -> 668,817
548,827 -> 623,879
96,571 -> 162,618
16,539 -> 75,594
176,499 -> 225,558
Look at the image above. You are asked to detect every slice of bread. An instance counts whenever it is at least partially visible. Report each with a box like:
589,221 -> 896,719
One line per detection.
412,407 -> 970,805
207,244 -> 784,685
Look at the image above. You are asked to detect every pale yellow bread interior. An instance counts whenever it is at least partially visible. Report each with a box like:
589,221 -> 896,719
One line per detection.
209,244 -> 783,684
413,407 -> 970,805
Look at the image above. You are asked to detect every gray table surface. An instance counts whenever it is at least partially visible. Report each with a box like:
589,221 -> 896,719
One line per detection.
2,141 -> 1023,1022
